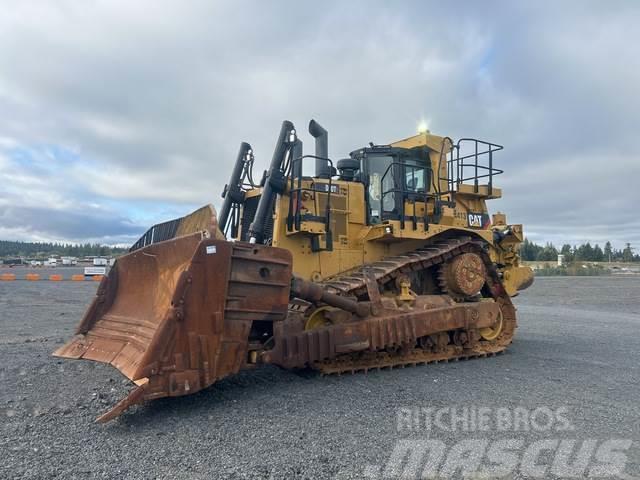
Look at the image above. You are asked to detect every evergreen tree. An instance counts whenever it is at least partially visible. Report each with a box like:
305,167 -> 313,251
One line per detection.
575,242 -> 595,261
536,242 -> 558,261
592,244 -> 604,262
0,240 -> 127,258
521,238 -> 538,261
560,244 -> 573,262
622,243 -> 634,263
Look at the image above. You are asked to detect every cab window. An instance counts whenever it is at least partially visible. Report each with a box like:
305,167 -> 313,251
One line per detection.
405,166 -> 425,191
366,155 -> 396,219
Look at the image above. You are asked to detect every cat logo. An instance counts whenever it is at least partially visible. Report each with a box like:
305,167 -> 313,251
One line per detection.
467,213 -> 483,228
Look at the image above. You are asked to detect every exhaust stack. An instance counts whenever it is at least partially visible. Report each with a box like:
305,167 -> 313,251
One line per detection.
308,119 -> 330,178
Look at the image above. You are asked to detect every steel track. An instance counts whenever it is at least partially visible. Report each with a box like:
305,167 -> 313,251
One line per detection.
307,236 -> 517,375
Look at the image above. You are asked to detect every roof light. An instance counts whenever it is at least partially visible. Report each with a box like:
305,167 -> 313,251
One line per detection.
417,120 -> 429,134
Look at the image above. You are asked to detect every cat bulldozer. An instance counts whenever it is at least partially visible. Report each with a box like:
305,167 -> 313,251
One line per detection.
55,119 -> 533,422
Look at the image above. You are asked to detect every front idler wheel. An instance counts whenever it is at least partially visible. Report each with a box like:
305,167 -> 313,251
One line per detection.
479,308 -> 504,341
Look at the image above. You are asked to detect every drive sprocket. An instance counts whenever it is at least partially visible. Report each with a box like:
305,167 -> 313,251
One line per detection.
438,252 -> 486,301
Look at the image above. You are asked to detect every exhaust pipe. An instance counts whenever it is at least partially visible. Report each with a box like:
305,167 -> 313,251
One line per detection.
308,119 -> 330,178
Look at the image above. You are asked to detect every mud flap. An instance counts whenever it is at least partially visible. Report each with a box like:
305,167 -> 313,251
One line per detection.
54,232 -> 292,422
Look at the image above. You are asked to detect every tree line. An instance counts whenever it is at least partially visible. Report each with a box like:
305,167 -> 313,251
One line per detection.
0,240 -> 128,259
521,239 -> 638,263
2,238 -> 637,263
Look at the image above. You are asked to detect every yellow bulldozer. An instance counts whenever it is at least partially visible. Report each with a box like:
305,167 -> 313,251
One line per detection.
55,120 -> 533,422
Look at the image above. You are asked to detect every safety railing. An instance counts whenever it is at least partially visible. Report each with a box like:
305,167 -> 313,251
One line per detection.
447,139 -> 503,196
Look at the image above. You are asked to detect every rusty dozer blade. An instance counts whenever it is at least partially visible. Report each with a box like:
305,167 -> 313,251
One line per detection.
54,205 -> 293,422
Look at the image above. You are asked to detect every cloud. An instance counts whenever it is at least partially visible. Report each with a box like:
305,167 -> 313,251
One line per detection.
0,205 -> 141,243
0,1 -> 638,248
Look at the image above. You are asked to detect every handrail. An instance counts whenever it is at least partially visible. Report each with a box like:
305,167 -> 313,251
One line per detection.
287,154 -> 335,250
447,138 -> 503,196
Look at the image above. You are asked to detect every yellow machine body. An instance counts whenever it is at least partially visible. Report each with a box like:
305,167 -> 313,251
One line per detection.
236,130 -> 531,295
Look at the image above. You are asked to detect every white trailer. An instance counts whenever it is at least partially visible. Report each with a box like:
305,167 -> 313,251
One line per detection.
61,257 -> 77,266
84,266 -> 106,276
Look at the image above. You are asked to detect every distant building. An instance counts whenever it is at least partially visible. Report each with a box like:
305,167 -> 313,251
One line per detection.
2,258 -> 23,266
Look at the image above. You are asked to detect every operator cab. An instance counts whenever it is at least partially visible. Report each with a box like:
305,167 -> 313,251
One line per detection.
349,145 -> 432,224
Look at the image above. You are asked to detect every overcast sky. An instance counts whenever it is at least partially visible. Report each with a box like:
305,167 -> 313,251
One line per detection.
1,1 -> 638,249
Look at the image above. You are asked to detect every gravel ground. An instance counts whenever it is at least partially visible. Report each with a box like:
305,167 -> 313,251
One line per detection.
1,276 -> 639,479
